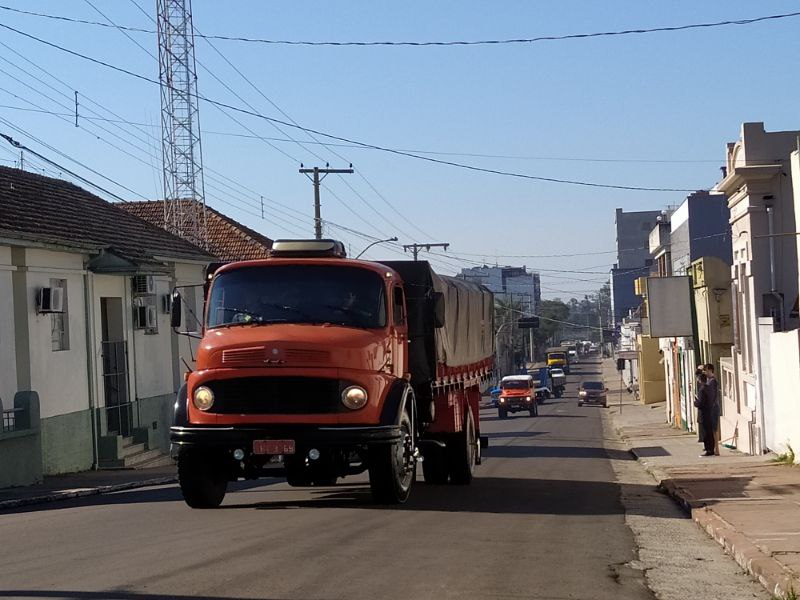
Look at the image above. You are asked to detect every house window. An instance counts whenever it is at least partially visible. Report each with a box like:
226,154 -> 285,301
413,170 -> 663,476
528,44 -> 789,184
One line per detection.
50,278 -> 69,351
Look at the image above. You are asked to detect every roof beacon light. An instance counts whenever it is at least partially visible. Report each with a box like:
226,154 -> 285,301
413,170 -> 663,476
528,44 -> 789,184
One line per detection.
269,239 -> 347,258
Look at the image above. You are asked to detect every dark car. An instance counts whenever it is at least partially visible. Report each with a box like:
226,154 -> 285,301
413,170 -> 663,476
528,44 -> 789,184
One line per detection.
578,381 -> 607,407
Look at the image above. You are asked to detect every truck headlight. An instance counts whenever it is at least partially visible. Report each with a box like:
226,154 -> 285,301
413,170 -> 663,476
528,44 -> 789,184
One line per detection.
579,391 -> 587,397
193,386 -> 215,411
341,386 -> 368,410
525,396 -> 532,402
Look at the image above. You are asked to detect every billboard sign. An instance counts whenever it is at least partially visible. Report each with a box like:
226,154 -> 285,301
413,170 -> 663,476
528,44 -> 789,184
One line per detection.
645,276 -> 693,338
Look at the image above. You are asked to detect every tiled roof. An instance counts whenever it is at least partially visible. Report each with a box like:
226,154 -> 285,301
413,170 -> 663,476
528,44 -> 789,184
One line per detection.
119,200 -> 272,261
0,166 -> 212,265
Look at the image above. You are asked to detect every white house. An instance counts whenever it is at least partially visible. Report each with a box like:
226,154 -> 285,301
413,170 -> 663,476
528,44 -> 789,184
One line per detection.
0,166 -> 211,481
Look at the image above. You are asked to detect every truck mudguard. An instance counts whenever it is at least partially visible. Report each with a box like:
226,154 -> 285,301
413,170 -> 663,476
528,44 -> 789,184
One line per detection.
379,379 -> 412,426
172,383 -> 189,428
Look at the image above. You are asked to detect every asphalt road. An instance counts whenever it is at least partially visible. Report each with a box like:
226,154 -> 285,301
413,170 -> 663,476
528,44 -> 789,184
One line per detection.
0,357 -> 656,600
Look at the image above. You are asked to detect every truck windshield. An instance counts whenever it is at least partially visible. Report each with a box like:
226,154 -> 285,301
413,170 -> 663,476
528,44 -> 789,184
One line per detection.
206,265 -> 387,329
583,382 -> 604,390
548,353 -> 566,360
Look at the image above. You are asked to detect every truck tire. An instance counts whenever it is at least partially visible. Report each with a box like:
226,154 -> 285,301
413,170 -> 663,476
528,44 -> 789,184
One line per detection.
555,389 -> 563,398
498,408 -> 508,419
448,408 -> 477,485
369,409 -> 415,504
421,446 -> 449,484
178,454 -> 227,509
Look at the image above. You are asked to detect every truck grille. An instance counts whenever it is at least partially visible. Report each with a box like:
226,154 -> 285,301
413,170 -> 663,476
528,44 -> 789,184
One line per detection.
205,377 -> 341,414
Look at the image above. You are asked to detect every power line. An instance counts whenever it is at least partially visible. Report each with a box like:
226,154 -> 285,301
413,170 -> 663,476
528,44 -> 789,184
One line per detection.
0,22 -> 703,193
2,4 -> 798,47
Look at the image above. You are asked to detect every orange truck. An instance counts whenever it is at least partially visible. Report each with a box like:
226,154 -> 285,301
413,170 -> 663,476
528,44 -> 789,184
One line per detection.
169,239 -> 494,508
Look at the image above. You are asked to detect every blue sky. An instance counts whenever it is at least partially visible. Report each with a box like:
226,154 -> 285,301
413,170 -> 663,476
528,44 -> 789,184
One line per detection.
1,1 -> 799,298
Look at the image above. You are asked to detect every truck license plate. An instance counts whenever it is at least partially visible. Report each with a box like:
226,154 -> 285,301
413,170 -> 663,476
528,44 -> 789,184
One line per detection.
253,439 -> 295,455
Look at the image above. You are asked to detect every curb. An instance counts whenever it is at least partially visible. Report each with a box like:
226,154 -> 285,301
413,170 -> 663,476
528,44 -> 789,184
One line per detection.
0,476 -> 178,511
626,447 -> 800,599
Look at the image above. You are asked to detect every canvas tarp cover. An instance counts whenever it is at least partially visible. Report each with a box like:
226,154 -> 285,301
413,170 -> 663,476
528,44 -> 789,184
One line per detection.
379,261 -> 494,384
432,272 -> 494,368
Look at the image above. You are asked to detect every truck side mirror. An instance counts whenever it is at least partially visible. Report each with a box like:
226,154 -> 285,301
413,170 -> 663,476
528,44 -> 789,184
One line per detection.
433,292 -> 445,328
170,289 -> 183,329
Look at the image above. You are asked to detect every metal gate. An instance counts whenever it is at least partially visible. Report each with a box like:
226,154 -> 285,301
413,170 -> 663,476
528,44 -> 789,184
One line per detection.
101,340 -> 133,437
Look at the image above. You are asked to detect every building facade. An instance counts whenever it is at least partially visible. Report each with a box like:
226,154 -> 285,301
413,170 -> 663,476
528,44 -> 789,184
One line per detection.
460,265 -> 541,314
716,122 -> 800,454
610,208 -> 661,326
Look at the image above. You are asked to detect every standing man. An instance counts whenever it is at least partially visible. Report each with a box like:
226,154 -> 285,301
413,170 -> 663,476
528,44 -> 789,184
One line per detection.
705,363 -> 721,455
695,373 -> 716,457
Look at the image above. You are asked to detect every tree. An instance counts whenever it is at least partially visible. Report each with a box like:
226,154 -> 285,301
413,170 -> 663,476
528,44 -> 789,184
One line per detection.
530,299 -> 570,359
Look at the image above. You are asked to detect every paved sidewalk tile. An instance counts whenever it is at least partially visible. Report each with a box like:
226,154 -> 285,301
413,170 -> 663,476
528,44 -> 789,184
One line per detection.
601,358 -> 800,598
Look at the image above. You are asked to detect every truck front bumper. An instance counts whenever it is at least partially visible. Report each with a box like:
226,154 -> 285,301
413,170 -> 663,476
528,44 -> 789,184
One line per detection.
170,424 -> 402,454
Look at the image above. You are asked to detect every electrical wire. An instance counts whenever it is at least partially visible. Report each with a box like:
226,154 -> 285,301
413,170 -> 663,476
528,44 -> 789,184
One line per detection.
2,4 -> 797,47
0,22 -> 703,193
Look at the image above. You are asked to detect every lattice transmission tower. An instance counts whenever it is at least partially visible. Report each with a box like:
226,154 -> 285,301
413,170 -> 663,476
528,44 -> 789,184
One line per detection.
157,0 -> 208,249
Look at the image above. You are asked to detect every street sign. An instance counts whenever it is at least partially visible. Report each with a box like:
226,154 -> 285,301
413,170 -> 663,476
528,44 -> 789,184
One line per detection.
517,317 -> 539,329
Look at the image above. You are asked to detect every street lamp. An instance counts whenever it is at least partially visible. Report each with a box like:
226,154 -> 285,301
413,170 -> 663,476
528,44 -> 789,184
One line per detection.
355,236 -> 399,259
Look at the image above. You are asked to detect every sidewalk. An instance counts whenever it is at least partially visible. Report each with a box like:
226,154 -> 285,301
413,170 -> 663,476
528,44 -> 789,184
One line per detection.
601,358 -> 800,598
0,464 -> 177,510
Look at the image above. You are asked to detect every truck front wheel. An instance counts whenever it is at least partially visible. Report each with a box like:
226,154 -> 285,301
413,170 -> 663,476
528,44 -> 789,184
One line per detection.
368,410 -> 415,504
448,408 -> 477,485
178,454 -> 228,509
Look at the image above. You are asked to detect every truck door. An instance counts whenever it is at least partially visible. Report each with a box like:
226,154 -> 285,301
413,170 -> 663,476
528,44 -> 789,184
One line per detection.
391,285 -> 408,379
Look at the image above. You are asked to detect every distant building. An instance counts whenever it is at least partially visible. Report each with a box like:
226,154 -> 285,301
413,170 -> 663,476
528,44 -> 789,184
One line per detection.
610,208 -> 662,326
459,265 -> 541,314
119,200 -> 273,261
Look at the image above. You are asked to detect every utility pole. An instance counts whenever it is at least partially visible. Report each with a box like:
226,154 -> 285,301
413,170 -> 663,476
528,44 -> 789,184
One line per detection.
299,164 -> 354,239
402,242 -> 449,261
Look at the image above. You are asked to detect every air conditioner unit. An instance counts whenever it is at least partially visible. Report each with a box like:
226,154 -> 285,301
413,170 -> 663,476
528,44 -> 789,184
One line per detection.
133,305 -> 148,329
146,306 -> 158,329
37,287 -> 64,313
161,293 -> 172,314
132,274 -> 155,295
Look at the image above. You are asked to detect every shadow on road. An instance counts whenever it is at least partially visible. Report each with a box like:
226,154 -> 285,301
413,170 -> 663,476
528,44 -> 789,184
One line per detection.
218,475 -> 679,518
0,479 -> 273,515
483,444 -> 635,461
0,592 -> 292,600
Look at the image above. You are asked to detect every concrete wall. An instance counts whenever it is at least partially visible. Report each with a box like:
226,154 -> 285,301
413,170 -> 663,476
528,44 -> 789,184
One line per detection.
611,267 -> 642,325
41,409 -> 93,475
671,193 -> 731,276
0,245 -> 17,407
636,334 -> 665,405
615,208 -> 662,269
766,326 -> 800,459
22,249 -> 90,420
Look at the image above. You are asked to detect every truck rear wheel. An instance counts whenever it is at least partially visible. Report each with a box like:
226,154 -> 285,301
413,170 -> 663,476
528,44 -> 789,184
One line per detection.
178,454 -> 227,509
369,409 -> 415,504
448,408 -> 477,485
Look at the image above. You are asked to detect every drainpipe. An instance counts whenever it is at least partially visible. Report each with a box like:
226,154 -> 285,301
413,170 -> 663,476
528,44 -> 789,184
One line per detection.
83,272 -> 99,469
766,206 -> 784,331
